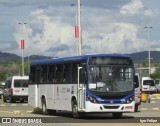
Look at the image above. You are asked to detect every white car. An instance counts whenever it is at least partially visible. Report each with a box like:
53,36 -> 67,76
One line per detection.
3,76 -> 29,103
0,83 -> 5,98
141,77 -> 156,94
0,87 -> 3,98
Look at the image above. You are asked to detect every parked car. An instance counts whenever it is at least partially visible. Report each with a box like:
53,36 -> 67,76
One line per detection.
141,77 -> 156,94
0,82 -> 5,99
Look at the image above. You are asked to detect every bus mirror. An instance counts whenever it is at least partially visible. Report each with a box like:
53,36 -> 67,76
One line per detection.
134,82 -> 138,88
134,76 -> 139,88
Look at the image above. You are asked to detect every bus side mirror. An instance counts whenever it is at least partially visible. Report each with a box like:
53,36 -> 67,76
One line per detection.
134,76 -> 139,88
134,82 -> 138,88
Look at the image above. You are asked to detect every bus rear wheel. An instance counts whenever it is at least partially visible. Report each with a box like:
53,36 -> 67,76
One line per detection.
42,98 -> 48,115
72,99 -> 83,118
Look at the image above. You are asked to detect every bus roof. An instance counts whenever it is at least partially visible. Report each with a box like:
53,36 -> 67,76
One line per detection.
31,53 -> 131,66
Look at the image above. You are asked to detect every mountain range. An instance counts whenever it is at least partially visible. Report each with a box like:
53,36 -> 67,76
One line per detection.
0,51 -> 160,63
0,52 -> 53,63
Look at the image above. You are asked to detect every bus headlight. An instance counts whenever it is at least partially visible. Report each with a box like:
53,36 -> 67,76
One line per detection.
125,96 -> 134,104
87,95 -> 98,103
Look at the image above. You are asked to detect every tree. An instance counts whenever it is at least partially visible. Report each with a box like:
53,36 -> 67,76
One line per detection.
150,68 -> 160,80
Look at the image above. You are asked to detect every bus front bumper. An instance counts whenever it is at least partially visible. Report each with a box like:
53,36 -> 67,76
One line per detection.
83,101 -> 135,113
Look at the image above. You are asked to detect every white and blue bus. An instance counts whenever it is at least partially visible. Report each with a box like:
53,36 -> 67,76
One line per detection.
29,54 -> 135,118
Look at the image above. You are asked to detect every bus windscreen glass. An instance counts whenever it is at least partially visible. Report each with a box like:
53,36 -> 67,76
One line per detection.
88,57 -> 133,93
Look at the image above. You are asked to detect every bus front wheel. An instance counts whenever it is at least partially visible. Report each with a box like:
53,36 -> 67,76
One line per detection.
3,95 -> 7,103
134,104 -> 139,112
72,99 -> 83,118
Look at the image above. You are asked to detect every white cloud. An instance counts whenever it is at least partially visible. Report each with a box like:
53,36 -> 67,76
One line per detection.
0,43 -> 12,50
13,6 -> 150,57
83,22 -> 147,54
11,0 -> 160,57
13,7 -> 76,57
120,0 -> 144,15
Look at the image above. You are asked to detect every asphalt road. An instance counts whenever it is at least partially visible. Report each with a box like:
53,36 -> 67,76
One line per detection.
0,94 -> 160,125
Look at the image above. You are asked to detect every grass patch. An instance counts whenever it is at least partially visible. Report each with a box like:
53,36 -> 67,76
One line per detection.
33,107 -> 43,114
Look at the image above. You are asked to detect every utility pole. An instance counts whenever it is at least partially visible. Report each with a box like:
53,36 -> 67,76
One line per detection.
18,22 -> 27,76
145,26 -> 152,75
77,0 -> 82,56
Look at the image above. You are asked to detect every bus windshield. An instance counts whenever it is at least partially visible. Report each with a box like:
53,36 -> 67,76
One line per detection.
88,66 -> 133,93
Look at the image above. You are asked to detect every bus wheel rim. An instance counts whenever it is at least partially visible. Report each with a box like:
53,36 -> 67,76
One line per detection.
73,104 -> 77,115
42,102 -> 46,113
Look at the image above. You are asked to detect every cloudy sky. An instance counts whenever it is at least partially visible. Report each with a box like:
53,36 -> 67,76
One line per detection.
0,0 -> 160,57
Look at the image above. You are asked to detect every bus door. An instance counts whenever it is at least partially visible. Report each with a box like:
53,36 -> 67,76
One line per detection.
78,67 -> 86,110
35,66 -> 41,107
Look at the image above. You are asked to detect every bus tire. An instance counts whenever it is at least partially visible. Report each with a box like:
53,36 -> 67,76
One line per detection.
3,95 -> 7,103
42,98 -> 48,115
134,104 -> 138,112
72,99 -> 83,118
112,112 -> 123,118
8,97 -> 13,103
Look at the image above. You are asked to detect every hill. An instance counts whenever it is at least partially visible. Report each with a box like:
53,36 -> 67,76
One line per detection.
0,51 -> 160,63
127,51 -> 160,62
0,52 -> 53,62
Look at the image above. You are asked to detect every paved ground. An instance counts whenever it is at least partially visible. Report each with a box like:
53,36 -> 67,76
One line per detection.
0,94 -> 160,125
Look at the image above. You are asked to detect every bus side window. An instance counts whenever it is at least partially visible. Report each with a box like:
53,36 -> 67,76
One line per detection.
72,63 -> 79,83
36,66 -> 42,84
63,63 -> 72,83
41,65 -> 48,83
29,66 -> 36,84
55,64 -> 63,83
48,65 -> 55,83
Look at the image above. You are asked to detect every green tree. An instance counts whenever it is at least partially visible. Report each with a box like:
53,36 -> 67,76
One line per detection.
150,68 -> 160,80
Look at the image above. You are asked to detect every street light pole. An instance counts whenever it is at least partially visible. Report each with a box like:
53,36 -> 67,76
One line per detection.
18,22 -> 27,76
77,0 -> 82,56
145,26 -> 152,75
100,36 -> 103,53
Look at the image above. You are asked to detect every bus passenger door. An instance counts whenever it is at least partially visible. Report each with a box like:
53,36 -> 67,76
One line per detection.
35,67 -> 41,107
78,67 -> 86,110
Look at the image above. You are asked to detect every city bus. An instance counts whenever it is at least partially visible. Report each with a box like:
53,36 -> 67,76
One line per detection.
28,54 -> 135,118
